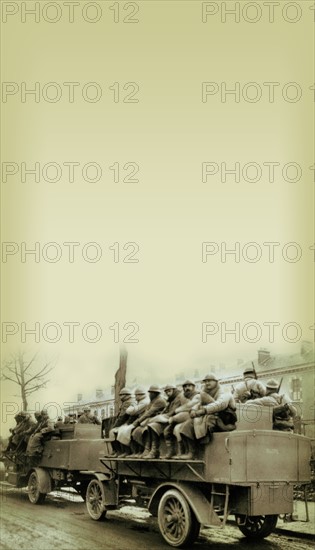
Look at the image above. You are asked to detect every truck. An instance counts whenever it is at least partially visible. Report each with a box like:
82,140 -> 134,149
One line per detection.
1,403 -> 312,548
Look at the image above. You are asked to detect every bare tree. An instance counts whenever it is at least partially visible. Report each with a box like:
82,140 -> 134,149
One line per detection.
1,351 -> 55,411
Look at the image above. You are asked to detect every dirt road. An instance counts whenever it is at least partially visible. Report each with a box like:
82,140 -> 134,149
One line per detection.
0,483 -> 313,550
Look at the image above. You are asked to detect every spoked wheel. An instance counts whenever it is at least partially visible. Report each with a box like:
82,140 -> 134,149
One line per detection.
235,514 -> 278,539
86,479 -> 107,521
28,471 -> 46,504
158,489 -> 200,548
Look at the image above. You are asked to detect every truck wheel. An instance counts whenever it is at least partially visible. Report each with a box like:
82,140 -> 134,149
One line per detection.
28,471 -> 46,504
235,514 -> 278,539
86,479 -> 107,521
158,489 -> 200,548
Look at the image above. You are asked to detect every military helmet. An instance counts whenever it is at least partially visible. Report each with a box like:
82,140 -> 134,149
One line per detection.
134,387 -> 146,395
34,411 -> 41,418
164,384 -> 176,391
202,374 -> 218,382
266,378 -> 279,390
40,409 -> 48,416
14,412 -> 23,419
83,407 -> 91,412
119,387 -> 132,396
148,384 -> 161,393
243,366 -> 255,376
182,380 -> 195,387
19,411 -> 28,417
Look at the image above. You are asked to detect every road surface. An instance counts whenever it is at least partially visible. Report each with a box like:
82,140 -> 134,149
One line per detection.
0,483 -> 313,550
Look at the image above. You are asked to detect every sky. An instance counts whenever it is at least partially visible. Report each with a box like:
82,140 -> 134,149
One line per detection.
1,2 -> 313,437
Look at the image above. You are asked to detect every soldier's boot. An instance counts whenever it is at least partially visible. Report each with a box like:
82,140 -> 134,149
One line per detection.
140,433 -> 151,458
108,440 -> 119,457
180,437 -> 196,460
128,440 -> 140,457
161,437 -> 176,459
146,432 -> 160,459
118,444 -> 130,458
174,440 -> 186,459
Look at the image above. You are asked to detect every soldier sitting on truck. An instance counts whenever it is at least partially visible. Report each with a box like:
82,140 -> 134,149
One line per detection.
131,385 -> 167,458
78,407 -> 100,425
171,380 -> 200,457
64,412 -> 77,424
233,366 -> 266,403
3,412 -> 24,455
26,410 -> 55,457
55,416 -> 65,428
116,387 -> 150,457
250,378 -> 297,432
146,384 -> 187,459
107,388 -> 135,457
4,411 -> 36,458
178,374 -> 237,459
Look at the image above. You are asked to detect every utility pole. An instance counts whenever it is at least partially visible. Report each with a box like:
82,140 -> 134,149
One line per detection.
114,345 -> 127,415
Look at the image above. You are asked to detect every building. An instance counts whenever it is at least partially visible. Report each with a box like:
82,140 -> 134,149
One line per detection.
64,387 -> 115,421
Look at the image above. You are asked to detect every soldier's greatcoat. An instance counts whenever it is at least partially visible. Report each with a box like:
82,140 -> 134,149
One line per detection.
132,394 -> 167,445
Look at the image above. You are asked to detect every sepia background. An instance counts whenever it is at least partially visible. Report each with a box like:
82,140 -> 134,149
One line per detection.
1,1 -> 314,435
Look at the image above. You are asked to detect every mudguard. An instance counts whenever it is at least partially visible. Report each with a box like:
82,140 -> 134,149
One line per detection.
148,481 -> 221,526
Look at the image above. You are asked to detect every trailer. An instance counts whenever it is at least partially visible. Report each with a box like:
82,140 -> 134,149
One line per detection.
1,404 -> 312,548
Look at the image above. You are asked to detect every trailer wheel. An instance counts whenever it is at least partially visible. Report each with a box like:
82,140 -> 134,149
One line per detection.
28,471 -> 46,505
235,514 -> 278,539
86,479 -> 107,521
158,489 -> 200,548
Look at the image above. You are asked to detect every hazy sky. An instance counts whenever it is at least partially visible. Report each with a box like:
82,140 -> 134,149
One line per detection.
1,3 -> 313,436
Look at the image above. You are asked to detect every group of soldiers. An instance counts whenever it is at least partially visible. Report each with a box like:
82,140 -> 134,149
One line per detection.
55,407 -> 101,427
3,406 -> 101,460
107,366 -> 297,460
4,409 -> 55,459
3,366 -> 296,463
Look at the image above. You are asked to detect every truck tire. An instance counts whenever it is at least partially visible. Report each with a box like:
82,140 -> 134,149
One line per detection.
235,514 -> 278,539
86,479 -> 107,521
28,471 -> 46,504
157,489 -> 200,548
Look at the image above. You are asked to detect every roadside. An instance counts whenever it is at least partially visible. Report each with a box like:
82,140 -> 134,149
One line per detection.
274,500 -> 314,539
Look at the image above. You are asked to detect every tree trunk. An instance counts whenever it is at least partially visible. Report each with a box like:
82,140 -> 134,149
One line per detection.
114,346 -> 127,415
19,352 -> 28,410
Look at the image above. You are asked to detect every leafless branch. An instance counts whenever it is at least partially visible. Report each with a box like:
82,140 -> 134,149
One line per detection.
24,364 -> 54,386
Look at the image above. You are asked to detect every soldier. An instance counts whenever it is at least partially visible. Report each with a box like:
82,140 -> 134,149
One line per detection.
147,384 -> 187,459
26,410 -> 55,456
233,366 -> 266,403
250,378 -> 297,431
171,380 -> 199,457
64,412 -> 76,424
116,387 -> 150,457
179,374 -> 237,459
13,412 -> 36,453
107,388 -> 135,457
55,416 -> 64,428
78,407 -> 100,425
131,385 -> 167,458
4,412 -> 24,454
